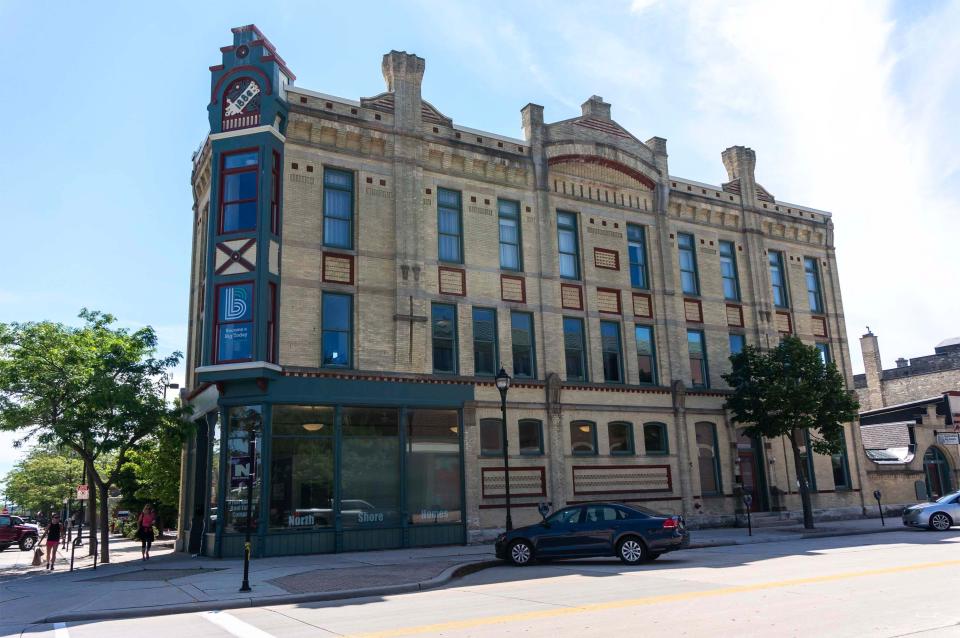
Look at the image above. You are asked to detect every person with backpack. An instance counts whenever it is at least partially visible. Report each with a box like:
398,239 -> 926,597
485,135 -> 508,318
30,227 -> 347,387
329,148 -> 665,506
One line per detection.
136,505 -> 156,560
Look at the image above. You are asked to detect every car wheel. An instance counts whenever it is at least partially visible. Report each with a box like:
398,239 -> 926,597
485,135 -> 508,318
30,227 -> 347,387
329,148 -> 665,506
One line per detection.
19,536 -> 36,551
0,544 -> 9,552
508,540 -> 534,566
617,537 -> 647,565
929,512 -> 953,531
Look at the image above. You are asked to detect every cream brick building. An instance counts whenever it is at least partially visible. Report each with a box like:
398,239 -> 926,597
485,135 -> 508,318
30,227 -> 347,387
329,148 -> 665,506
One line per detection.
178,25 -> 868,557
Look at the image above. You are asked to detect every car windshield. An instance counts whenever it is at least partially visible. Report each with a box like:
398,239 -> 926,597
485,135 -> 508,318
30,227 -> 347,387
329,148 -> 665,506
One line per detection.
935,492 -> 960,503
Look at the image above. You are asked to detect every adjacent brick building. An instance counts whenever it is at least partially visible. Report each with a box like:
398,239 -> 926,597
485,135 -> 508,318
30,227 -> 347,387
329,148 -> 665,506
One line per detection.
178,25 -> 868,557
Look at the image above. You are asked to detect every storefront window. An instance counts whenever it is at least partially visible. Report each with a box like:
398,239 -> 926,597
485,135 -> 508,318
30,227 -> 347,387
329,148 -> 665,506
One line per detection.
341,407 -> 401,527
407,410 -> 462,525
208,412 -> 220,534
223,406 -> 262,534
269,405 -> 335,530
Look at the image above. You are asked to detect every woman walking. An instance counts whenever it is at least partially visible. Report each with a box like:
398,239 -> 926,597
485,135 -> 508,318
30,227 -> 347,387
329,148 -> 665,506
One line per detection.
136,505 -> 156,560
40,513 -> 63,570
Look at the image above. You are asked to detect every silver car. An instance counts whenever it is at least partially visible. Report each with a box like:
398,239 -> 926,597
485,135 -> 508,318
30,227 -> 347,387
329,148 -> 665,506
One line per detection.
902,491 -> 960,531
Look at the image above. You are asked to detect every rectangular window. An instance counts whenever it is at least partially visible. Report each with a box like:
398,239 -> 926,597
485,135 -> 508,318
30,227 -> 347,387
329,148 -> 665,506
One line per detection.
600,321 -> 624,383
695,422 -> 722,496
341,407 -> 401,527
432,303 -> 458,374
557,211 -> 580,279
729,333 -> 746,357
832,429 -> 851,490
688,329 -> 708,388
634,325 -> 657,385
220,150 -> 258,233
323,168 -> 353,249
224,405 -> 262,533
437,188 -> 463,263
816,343 -> 831,366
800,429 -> 818,492
519,419 -> 544,455
769,250 -> 789,308
215,282 -> 254,363
644,422 -> 669,455
407,409 -> 463,525
480,418 -> 503,456
267,282 -> 277,364
719,240 -> 740,301
562,317 -> 587,382
571,421 -> 597,455
498,199 -> 522,271
321,292 -> 352,368
627,224 -> 649,289
472,308 -> 498,376
270,151 -> 281,234
269,405 -> 334,530
677,232 -> 699,295
608,422 -> 634,455
511,311 -> 536,379
804,257 -> 824,313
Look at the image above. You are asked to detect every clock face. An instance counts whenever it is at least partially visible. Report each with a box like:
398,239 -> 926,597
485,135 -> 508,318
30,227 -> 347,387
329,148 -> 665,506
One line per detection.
223,79 -> 262,118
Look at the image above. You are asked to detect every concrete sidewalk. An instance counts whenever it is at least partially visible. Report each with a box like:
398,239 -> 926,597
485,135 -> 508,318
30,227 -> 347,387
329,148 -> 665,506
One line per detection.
0,516 -> 912,630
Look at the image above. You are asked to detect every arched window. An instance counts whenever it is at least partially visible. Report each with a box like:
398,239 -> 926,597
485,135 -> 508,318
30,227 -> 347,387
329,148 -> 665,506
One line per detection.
607,422 -> 634,455
924,446 -> 953,499
643,422 -> 669,455
479,418 -> 503,456
695,422 -> 721,496
570,421 -> 597,455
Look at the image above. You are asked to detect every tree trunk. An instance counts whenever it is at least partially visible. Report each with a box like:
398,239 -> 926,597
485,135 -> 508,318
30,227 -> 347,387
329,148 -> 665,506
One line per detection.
789,429 -> 815,529
86,459 -> 98,557
98,481 -> 110,563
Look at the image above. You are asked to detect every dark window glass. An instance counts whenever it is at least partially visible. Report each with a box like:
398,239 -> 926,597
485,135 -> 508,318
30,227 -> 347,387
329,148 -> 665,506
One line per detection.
627,224 -> 649,289
557,211 -> 580,279
270,152 -> 280,234
341,408 -> 400,527
480,418 -> 503,455
585,505 -> 621,523
635,325 -> 657,385
438,188 -> 463,263
644,422 -> 668,454
224,152 -> 258,169
511,312 -> 536,379
321,293 -> 352,368
208,413 -> 220,532
498,200 -> 522,271
688,330 -> 708,388
563,317 -> 587,381
729,333 -> 746,356
600,321 -> 623,383
269,436 -> 334,529
719,240 -> 740,301
571,421 -> 597,455
519,419 -> 543,455
472,308 -> 498,376
323,168 -> 353,249
432,303 -> 458,374
223,406 -> 262,533
798,429 -> 818,492
816,343 -> 831,366
267,282 -> 277,363
608,422 -> 634,455
769,251 -> 789,308
407,410 -> 463,524
678,233 -> 699,295
695,422 -> 721,495
221,150 -> 258,233
832,429 -> 850,490
804,257 -> 824,313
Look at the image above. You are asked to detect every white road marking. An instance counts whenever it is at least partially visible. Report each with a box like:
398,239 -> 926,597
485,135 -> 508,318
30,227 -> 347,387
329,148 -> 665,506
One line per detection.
200,610 -> 276,638
53,622 -> 69,638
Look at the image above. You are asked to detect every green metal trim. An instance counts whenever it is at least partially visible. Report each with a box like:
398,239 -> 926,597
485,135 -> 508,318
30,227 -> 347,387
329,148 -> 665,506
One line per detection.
497,198 -> 523,272
608,421 -> 635,456
643,421 -> 670,455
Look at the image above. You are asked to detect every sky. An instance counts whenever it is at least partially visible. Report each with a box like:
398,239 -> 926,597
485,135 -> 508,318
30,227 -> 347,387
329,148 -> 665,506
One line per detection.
0,0 -> 958,481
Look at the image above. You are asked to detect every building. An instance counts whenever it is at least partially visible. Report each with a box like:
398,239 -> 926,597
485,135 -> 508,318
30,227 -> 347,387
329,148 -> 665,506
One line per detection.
855,332 -> 960,412
177,25 -> 868,557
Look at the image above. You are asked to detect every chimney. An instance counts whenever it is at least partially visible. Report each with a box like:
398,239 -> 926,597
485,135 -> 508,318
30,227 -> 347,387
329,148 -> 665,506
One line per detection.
581,95 -> 612,119
860,329 -> 885,411
382,50 -> 424,131
896,358 -> 909,369
521,103 -> 544,143
722,146 -> 757,207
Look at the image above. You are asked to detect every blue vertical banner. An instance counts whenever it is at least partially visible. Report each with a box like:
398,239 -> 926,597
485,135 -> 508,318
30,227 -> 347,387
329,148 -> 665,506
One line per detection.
218,283 -> 254,362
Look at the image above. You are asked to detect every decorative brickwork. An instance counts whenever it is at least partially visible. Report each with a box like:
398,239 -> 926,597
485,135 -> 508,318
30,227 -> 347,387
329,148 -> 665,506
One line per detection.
593,247 -> 620,270
572,465 -> 672,495
500,275 -> 526,303
561,283 -> 583,310
438,266 -> 466,296
482,467 -> 546,498
726,304 -> 744,327
597,288 -> 621,314
322,253 -> 354,285
811,315 -> 828,338
684,298 -> 703,323
775,311 -> 793,335
632,292 -> 653,318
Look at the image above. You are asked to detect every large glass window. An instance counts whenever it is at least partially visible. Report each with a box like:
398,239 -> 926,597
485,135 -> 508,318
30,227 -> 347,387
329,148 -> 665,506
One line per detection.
223,406 -> 262,534
600,321 -> 624,383
627,224 -> 649,289
688,330 -> 709,388
216,282 -> 254,363
432,303 -> 458,374
635,325 -> 657,385
479,418 -> 503,456
695,422 -> 722,496
608,422 -> 634,455
832,429 -> 851,490
498,199 -> 522,271
798,430 -> 817,492
221,150 -> 258,233
438,188 -> 463,263
557,211 -> 580,279
644,422 -> 669,455
804,257 -> 824,313
407,409 -> 462,525
719,240 -> 741,301
269,405 -> 335,530
729,333 -> 746,357
769,250 -> 789,308
571,421 -> 598,455
677,233 -> 699,295
270,151 -> 280,234
472,308 -> 498,377
519,419 -> 543,455
341,407 -> 400,527
321,293 -> 352,368
563,317 -> 587,382
208,413 -> 221,534
816,343 -> 831,366
511,312 -> 536,379
323,168 -> 354,249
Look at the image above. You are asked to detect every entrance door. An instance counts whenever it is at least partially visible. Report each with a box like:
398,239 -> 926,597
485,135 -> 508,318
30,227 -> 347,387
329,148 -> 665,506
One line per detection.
737,431 -> 769,512
924,446 -> 952,499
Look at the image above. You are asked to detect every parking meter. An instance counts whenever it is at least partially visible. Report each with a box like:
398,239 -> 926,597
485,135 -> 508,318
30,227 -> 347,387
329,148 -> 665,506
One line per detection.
537,502 -> 550,522
742,493 -> 753,536
874,490 -> 885,526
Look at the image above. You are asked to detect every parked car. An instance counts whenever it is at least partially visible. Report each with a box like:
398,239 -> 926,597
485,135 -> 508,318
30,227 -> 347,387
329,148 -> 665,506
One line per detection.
495,502 -> 689,566
11,516 -> 40,535
902,490 -> 960,531
0,514 -> 40,551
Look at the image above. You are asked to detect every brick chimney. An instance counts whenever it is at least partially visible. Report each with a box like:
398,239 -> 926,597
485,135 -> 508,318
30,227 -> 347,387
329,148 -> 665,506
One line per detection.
722,146 -> 758,207
581,95 -> 612,119
860,329 -> 885,411
382,50 -> 424,131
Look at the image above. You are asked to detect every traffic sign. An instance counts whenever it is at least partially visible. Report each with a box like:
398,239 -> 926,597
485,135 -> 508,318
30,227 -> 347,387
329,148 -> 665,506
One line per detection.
76,484 -> 89,500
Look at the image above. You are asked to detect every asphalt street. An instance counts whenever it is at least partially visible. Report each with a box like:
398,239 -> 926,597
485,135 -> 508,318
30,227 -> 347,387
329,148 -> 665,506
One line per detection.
12,529 -> 960,637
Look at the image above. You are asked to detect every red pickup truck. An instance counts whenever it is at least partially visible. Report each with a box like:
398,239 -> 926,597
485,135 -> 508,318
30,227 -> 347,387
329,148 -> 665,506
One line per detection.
0,514 -> 39,551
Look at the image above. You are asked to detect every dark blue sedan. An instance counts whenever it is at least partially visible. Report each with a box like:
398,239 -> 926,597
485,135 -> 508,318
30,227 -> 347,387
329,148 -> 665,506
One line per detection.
494,502 -> 689,566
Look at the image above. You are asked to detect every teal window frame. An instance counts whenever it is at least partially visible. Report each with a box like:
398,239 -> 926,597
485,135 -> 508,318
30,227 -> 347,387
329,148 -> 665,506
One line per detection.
719,240 -> 741,301
729,333 -> 746,357
431,303 -> 458,374
321,292 -> 353,369
769,250 -> 789,308
571,420 -> 598,456
634,324 -> 657,385
322,168 -> 354,249
600,320 -> 624,384
510,311 -> 537,379
518,419 -> 544,456
437,188 -> 464,264
816,343 -> 831,366
688,329 -> 709,389
562,317 -> 588,382
627,224 -> 649,289
498,199 -> 522,271
643,422 -> 669,455
678,232 -> 700,295
832,429 -> 851,490
608,421 -> 635,456
804,257 -> 824,313
471,307 -> 498,377
557,211 -> 581,280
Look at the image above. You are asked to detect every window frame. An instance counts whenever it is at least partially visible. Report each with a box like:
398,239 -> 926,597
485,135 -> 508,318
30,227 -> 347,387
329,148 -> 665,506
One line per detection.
804,257 -> 824,313
431,303 -> 459,375
267,282 -> 278,364
570,420 -> 598,456
437,188 -> 464,264
600,320 -> 624,384
634,324 -> 658,385
643,422 -> 669,455
695,421 -> 723,496
728,333 -> 746,357
479,418 -> 503,456
562,316 -> 588,382
687,329 -> 709,389
557,211 -> 581,280
471,307 -> 499,377
510,311 -> 537,379
219,148 -> 259,235
677,232 -> 700,295
816,342 -> 831,366
518,419 -> 544,456
322,167 -> 355,250
832,429 -> 852,490
627,224 -> 649,289
270,151 -> 281,235
719,240 -> 741,301
498,199 -> 523,272
608,421 -> 635,456
321,291 -> 353,369
769,250 -> 790,308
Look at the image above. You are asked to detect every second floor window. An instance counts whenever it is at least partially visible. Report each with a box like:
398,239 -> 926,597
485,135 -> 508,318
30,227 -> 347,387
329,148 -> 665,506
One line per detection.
221,150 -> 258,233
432,303 -> 457,374
557,211 -> 580,279
719,240 -> 741,301
479,418 -> 502,455
472,308 -> 498,376
600,321 -> 624,383
816,342 -> 831,366
644,422 -> 669,454
627,224 -> 649,289
678,233 -> 699,295
608,422 -> 634,455
519,419 -> 544,455
563,317 -> 587,382
321,292 -> 352,368
804,257 -> 824,313
729,333 -> 746,356
635,325 -> 657,385
571,421 -> 597,455
323,168 -> 354,249
769,250 -> 789,308
498,199 -> 522,271
511,312 -> 536,379
688,329 -> 708,388
438,188 -> 463,263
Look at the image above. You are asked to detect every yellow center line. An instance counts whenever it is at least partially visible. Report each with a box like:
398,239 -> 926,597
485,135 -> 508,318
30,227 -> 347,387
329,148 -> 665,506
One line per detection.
348,558 -> 960,637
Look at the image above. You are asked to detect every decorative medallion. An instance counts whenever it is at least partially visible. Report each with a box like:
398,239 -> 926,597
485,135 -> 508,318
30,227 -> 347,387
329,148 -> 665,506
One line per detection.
222,77 -> 261,131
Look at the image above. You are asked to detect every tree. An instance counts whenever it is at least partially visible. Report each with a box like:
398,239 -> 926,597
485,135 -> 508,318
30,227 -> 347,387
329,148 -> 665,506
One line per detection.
2,445 -> 85,515
723,336 -> 859,529
115,423 -> 189,533
0,309 -> 185,562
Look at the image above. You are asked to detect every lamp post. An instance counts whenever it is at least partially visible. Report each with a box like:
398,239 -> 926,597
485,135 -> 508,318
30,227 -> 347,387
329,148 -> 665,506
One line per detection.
239,409 -> 262,593
495,368 -> 513,531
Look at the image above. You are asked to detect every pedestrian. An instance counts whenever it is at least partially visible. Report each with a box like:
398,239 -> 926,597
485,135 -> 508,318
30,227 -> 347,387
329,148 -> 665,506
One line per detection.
136,505 -> 156,560
39,513 -> 63,570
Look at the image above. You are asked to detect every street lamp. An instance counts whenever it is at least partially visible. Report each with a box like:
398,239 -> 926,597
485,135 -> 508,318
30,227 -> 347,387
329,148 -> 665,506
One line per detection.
238,408 -> 262,593
495,367 -> 513,532
163,381 -> 180,403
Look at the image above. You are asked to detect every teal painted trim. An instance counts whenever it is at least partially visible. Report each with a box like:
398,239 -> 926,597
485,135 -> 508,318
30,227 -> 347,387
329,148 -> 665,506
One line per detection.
256,403 -> 272,558
399,406 -> 409,547
333,404 -> 343,552
214,406 -> 229,558
197,365 -> 282,384
458,408 -> 467,544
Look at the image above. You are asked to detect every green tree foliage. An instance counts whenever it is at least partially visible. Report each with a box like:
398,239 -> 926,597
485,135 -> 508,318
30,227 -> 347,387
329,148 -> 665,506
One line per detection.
116,424 -> 187,531
2,445 -> 85,515
723,336 -> 859,529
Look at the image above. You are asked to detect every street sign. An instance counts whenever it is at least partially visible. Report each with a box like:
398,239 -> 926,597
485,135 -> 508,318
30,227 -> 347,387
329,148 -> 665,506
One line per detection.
76,484 -> 89,500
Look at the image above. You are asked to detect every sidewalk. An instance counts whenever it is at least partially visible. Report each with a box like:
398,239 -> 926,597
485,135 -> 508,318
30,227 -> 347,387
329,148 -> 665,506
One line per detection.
0,517 -> 911,630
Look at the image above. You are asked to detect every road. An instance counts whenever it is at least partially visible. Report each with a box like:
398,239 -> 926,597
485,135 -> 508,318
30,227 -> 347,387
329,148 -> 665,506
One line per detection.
14,529 -> 960,637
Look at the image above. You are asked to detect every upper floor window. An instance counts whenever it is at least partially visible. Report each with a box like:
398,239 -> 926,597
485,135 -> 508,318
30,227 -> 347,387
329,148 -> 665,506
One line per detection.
635,325 -> 657,385
600,321 -> 624,384
769,250 -> 789,308
323,168 -> 354,249
519,419 -> 544,455
688,329 -> 708,388
627,224 -> 649,289
571,421 -> 597,455
557,211 -> 580,280
432,303 -> 458,374
804,257 -> 824,313
498,199 -> 522,271
562,317 -> 587,382
438,188 -> 463,263
608,422 -> 635,455
321,292 -> 352,368
719,240 -> 741,301
677,233 -> 699,295
220,150 -> 258,233
729,333 -> 746,356
479,418 -> 503,456
472,308 -> 498,377
816,343 -> 831,366
643,422 -> 669,455
270,152 -> 281,234
511,311 -> 536,379
215,282 -> 254,363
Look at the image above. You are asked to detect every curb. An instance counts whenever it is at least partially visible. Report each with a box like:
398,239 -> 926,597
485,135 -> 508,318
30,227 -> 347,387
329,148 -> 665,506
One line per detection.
43,559 -> 501,624
687,524 -> 905,549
